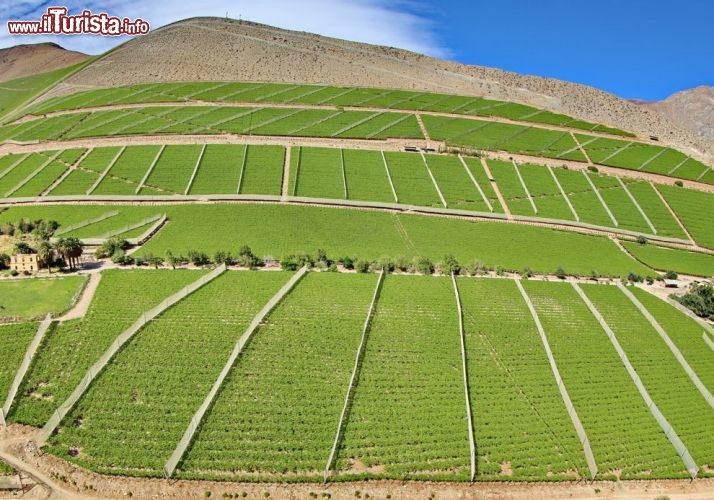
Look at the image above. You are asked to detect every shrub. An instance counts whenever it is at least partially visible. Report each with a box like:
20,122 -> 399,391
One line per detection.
555,266 -> 567,279
522,266 -> 534,278
280,253 -> 313,271
354,260 -> 372,273
464,260 -> 487,276
590,270 -> 600,281
187,250 -> 211,266
674,180 -> 684,187
627,272 -> 643,283
636,235 -> 648,245
438,254 -> 461,275
413,256 -> 434,275
587,165 -> 599,173
338,256 -> 354,270
663,270 -> 678,280
395,256 -> 411,273
95,238 -> 130,259
375,256 -> 395,273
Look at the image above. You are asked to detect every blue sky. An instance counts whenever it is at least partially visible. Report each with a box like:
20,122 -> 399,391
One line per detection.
1,0 -> 712,100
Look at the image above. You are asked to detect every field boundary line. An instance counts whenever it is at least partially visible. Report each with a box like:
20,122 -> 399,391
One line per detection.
291,146 -> 302,196
86,146 -> 126,195
42,147 -> 93,197
480,158 -> 512,219
421,152 -> 447,208
164,266 -> 309,479
98,214 -> 163,240
339,148 -> 348,199
600,141 -> 633,164
330,112 -> 382,137
650,182 -> 696,244
564,133 -> 595,163
4,150 -> 61,198
1,315 -> 53,422
324,271 -> 384,482
582,171 -> 618,227
365,113 -> 412,139
616,178 -> 657,234
618,284 -> 714,409
53,209 -> 120,236
184,144 -> 206,195
639,148 -> 668,170
451,275 -> 477,481
573,283 -> 699,479
254,84 -> 301,102
0,153 -> 29,181
668,157 -> 689,176
515,280 -> 598,479
458,155 -> 493,212
415,113 -> 430,141
243,108 -> 304,133
236,145 -> 249,194
135,145 -> 165,194
36,264 -> 228,447
284,85 -> 328,103
548,166 -> 579,221
512,160 -> 537,214
696,165 -> 712,181
381,150 -> 399,203
112,107 -> 176,136
288,110 -> 342,135
281,146 -> 291,201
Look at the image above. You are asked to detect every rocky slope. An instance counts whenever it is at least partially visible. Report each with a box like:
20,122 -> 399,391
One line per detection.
33,17 -> 714,162
640,86 -> 714,144
0,42 -> 88,82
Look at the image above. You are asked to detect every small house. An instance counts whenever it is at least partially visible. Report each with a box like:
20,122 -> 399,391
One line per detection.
10,252 -> 39,273
663,279 -> 680,288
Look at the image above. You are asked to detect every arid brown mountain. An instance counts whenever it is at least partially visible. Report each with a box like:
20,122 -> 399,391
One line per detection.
640,86 -> 714,144
29,17 -> 714,162
0,42 -> 88,82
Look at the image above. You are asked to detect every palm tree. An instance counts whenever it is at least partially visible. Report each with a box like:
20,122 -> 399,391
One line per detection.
64,237 -> 83,270
37,240 -> 54,273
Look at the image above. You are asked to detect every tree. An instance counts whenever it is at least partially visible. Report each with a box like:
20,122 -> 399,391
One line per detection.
165,250 -> 179,270
55,237 -> 83,269
37,240 -> 54,272
12,242 -> 33,254
555,266 -> 567,279
674,283 -> 714,320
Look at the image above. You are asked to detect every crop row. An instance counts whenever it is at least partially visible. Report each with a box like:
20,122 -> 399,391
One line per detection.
46,271 -> 290,476
24,82 -> 632,136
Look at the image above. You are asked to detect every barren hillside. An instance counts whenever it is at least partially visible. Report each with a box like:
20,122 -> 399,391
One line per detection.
51,17 -> 712,162
0,42 -> 88,82
640,86 -> 714,144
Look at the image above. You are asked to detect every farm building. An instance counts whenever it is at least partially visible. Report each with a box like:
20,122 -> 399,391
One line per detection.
10,252 -> 39,273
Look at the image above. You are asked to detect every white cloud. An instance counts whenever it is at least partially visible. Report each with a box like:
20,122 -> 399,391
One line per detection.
0,0 -> 450,58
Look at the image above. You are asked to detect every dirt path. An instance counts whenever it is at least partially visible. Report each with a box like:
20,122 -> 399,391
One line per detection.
56,272 -> 101,322
281,145 -> 291,201
570,131 -> 594,164
480,157 -> 513,219
415,113 -> 430,141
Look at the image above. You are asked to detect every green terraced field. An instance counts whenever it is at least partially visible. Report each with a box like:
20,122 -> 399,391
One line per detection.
22,82 -> 633,136
581,284 -> 713,470
658,185 -> 714,248
623,243 -> 714,277
47,271 -> 290,476
181,272 -> 375,478
0,276 -> 86,319
458,279 -> 588,479
10,270 -> 205,426
522,281 -> 686,479
0,203 -> 652,276
0,322 -> 38,397
339,275 -> 470,479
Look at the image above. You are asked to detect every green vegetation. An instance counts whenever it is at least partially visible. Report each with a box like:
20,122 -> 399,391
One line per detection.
11,270 -> 204,425
658,185 -> 714,248
0,62 -> 89,121
0,204 -> 651,276
581,284 -> 714,471
672,283 -> 714,321
23,82 -> 633,135
339,275 -> 470,479
459,279 -> 588,479
47,271 -> 290,476
181,272 -> 376,478
630,288 -> 714,388
0,322 -> 38,397
0,459 -> 15,475
0,276 -> 86,319
623,242 -> 714,277
522,281 -> 686,479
